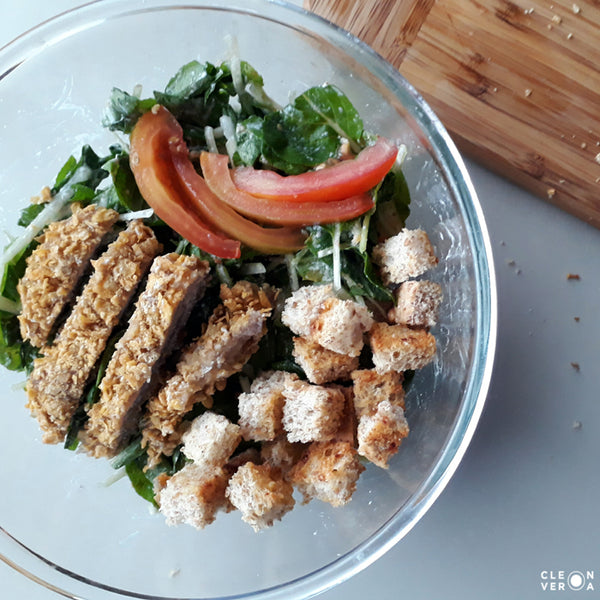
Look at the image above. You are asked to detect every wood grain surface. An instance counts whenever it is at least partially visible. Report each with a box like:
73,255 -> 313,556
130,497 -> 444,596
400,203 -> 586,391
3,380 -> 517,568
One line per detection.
305,0 -> 600,228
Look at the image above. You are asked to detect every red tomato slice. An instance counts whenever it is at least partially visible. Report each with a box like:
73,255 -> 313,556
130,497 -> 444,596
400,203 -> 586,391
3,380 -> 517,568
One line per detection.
200,152 -> 374,226
231,137 -> 398,203
131,106 -> 306,256
130,107 -> 241,259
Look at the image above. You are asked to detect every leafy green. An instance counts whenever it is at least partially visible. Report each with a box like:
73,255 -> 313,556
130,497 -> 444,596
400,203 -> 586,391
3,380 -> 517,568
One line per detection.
233,115 -> 264,167
51,145 -> 112,196
294,223 -> 393,302
0,313 -> 38,372
119,443 -> 186,507
102,88 -> 157,134
371,169 -> 411,242
18,204 -> 45,227
261,84 -> 364,173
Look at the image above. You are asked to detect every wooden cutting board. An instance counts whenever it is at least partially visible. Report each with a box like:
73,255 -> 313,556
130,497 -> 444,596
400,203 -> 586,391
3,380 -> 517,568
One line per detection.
304,0 -> 600,228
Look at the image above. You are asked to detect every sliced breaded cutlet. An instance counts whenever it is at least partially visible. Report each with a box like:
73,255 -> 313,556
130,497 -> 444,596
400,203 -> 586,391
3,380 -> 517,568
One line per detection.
18,204 -> 120,348
141,281 -> 275,467
26,221 -> 161,444
80,253 -> 210,458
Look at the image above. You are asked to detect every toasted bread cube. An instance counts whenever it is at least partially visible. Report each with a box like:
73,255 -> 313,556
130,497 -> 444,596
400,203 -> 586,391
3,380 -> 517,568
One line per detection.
281,284 -> 334,338
237,371 -> 298,442
260,437 -> 306,478
329,385 -> 357,446
181,412 -> 241,465
293,337 -> 359,384
226,462 -> 295,531
157,463 -> 230,529
282,380 -> 346,443
351,369 -> 405,418
372,229 -> 437,285
357,400 -> 409,468
290,441 -> 365,507
369,322 -> 436,373
310,297 -> 374,357
282,285 -> 374,357
389,280 -> 442,328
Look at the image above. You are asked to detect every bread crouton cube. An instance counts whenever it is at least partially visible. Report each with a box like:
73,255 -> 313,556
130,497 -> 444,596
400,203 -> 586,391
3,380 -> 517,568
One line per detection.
181,411 -> 241,466
238,371 -> 298,442
282,285 -> 374,357
290,441 -> 365,507
369,322 -> 436,373
310,297 -> 374,357
389,280 -> 442,328
351,369 -> 405,418
357,400 -> 409,468
293,337 -> 359,384
157,463 -> 230,529
261,437 -> 306,478
226,462 -> 295,531
329,385 -> 357,446
281,284 -> 334,338
282,380 -> 346,443
372,229 -> 437,285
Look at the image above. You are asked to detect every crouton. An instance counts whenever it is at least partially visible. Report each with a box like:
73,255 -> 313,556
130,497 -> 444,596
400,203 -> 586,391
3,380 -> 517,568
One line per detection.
261,437 -> 306,479
351,369 -> 405,418
157,463 -> 230,529
372,228 -> 437,285
357,400 -> 409,468
389,280 -> 442,328
310,297 -> 374,357
369,322 -> 436,373
181,412 -> 241,465
290,441 -> 365,507
237,371 -> 297,442
282,285 -> 374,357
329,385 -> 357,446
292,337 -> 359,384
224,447 -> 263,477
282,380 -> 346,443
226,463 -> 295,531
280,284 -> 334,338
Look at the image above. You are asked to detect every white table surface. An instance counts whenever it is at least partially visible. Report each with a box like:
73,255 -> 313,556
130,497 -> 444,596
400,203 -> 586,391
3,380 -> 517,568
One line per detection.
2,2 -> 599,599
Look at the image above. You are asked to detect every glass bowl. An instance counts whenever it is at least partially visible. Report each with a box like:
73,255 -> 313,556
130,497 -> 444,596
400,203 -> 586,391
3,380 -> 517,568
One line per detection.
0,1 -> 497,599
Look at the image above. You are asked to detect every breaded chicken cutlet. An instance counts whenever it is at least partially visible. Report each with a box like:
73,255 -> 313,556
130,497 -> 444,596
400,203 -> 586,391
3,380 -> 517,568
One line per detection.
81,253 -> 211,458
26,220 -> 161,443
142,281 -> 275,467
18,204 -> 120,348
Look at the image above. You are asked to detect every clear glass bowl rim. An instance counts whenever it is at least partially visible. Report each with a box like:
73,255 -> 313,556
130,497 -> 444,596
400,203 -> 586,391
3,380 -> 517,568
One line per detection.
0,1 -> 498,599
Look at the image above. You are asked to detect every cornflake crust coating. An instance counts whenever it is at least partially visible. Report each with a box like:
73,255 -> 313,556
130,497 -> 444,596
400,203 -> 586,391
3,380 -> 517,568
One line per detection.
372,228 -> 438,286
26,220 -> 161,444
369,322 -> 436,373
18,204 -> 119,348
81,253 -> 211,457
142,281 -> 275,467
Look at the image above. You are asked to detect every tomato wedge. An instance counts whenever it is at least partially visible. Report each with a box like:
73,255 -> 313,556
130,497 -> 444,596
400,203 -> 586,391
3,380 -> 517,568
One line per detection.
200,152 -> 374,227
130,107 -> 241,259
131,105 -> 306,256
231,137 -> 398,203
